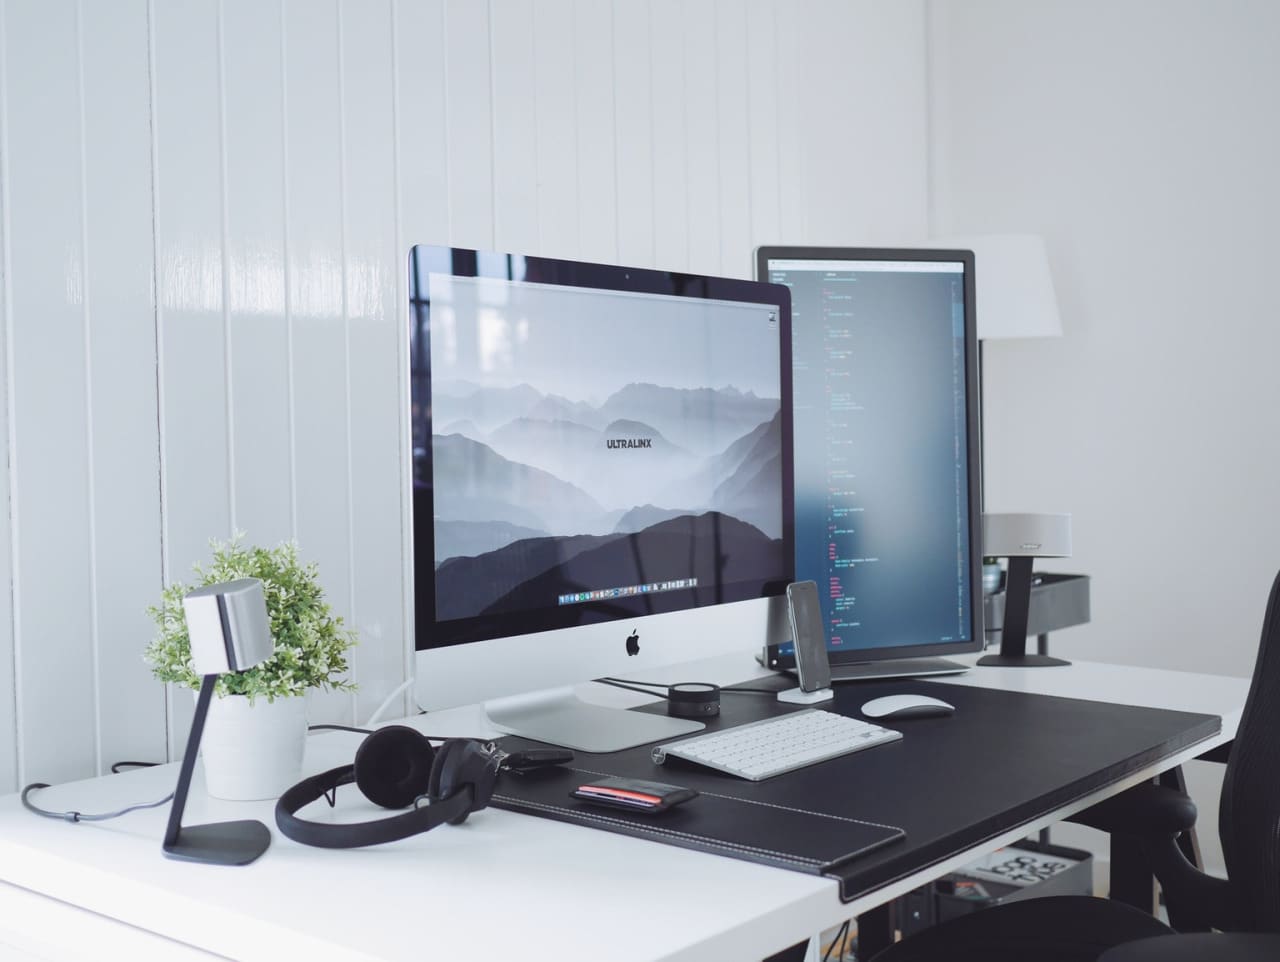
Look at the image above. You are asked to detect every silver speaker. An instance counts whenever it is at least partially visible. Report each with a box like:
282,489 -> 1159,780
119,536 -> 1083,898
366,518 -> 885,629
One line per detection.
982,512 -> 1072,559
979,513 -> 1073,668
182,578 -> 274,675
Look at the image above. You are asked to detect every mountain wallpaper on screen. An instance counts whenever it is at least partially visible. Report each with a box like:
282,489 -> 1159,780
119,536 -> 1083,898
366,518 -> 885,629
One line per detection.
424,380 -> 784,619
434,511 -> 783,621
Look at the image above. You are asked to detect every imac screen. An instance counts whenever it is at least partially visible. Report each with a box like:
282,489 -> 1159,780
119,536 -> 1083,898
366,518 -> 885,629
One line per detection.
757,247 -> 982,670
409,247 -> 794,658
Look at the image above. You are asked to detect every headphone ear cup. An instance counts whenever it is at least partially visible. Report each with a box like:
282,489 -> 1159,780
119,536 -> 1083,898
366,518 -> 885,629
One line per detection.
429,740 -> 499,825
426,739 -> 465,802
353,725 -> 436,809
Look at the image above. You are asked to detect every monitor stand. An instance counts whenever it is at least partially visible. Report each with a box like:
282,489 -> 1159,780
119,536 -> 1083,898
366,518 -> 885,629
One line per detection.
827,657 -> 970,682
484,686 -> 704,753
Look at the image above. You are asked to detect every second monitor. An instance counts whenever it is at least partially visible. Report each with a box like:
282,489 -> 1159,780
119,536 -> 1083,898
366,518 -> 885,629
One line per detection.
756,247 -> 984,680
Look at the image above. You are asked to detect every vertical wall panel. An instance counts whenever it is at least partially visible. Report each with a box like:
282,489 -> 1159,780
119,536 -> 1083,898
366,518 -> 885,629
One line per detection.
714,0 -> 752,279
611,0 -> 655,268
798,0 -> 928,243
774,4 -> 806,242
3,0 -> 96,784
152,0 -> 232,587
745,0 -> 781,255
490,0 -> 539,254
649,0 -> 689,271
284,0 -> 356,725
152,0 -> 231,756
0,0 -> 17,795
394,0 -> 450,247
573,0 -> 617,263
532,0 -> 578,259
223,0 -> 292,548
341,0 -> 408,720
443,0 -> 494,251
80,0 -> 166,770
682,2 -> 720,276
393,0 -> 450,711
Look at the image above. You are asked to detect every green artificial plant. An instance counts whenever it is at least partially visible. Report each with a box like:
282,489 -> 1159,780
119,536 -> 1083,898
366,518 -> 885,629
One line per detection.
145,537 -> 357,702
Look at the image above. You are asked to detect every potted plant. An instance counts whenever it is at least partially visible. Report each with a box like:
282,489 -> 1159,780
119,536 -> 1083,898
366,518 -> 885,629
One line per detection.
145,537 -> 357,800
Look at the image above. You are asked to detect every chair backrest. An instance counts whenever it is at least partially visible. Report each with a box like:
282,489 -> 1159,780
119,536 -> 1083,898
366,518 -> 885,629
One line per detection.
1219,569 -> 1280,932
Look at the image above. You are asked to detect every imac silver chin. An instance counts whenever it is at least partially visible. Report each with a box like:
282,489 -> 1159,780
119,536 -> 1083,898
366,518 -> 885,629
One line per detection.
413,595 -> 789,753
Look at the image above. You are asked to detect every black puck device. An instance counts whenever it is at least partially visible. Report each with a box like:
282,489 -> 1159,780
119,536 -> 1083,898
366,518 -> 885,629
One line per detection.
666,683 -> 721,719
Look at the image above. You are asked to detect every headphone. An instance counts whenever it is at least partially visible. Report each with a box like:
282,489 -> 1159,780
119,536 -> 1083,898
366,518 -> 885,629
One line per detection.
275,725 -> 572,849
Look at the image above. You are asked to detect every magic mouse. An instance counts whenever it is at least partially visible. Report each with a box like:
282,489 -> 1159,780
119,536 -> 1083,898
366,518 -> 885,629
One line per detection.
861,694 -> 955,719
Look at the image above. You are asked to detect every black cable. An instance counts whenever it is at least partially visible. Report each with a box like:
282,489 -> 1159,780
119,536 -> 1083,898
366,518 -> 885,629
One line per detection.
21,783 -> 174,824
598,676 -> 781,696
822,919 -> 850,962
307,724 -> 374,735
109,760 -> 158,774
306,724 -> 471,743
596,677 -> 671,698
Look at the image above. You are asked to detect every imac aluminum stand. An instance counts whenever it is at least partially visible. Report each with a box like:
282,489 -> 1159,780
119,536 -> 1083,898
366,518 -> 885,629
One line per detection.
485,687 -> 704,753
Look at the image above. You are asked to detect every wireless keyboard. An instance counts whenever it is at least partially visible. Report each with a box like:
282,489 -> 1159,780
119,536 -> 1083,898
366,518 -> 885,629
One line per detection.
650,709 -> 901,781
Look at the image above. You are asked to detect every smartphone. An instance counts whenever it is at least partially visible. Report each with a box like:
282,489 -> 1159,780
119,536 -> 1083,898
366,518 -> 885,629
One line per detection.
786,580 -> 831,692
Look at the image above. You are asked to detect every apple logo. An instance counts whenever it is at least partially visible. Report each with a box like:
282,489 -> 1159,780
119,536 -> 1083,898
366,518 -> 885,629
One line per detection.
625,629 -> 640,656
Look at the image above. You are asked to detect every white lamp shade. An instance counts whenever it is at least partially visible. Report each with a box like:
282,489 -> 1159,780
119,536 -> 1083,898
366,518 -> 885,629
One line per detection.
931,233 -> 1062,340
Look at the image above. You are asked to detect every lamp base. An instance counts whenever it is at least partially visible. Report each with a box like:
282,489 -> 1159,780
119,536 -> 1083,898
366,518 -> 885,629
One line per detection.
163,819 -> 271,865
977,653 -> 1071,668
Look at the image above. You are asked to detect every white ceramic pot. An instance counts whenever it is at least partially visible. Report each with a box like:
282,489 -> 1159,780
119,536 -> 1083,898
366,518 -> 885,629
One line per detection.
198,691 -> 307,801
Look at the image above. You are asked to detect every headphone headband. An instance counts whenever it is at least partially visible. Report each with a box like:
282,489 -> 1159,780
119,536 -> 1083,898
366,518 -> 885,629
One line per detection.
275,763 -> 476,849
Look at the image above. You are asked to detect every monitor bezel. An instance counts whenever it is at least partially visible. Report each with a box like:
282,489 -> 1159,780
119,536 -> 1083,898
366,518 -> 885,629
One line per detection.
755,245 -> 984,669
410,245 -> 796,655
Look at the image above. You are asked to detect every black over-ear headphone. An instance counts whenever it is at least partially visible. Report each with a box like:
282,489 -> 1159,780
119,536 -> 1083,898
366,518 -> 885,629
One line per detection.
275,725 -> 572,849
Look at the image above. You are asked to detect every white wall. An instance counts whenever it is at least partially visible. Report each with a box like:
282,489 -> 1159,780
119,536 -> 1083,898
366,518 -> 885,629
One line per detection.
0,0 -> 930,793
929,0 -> 1280,877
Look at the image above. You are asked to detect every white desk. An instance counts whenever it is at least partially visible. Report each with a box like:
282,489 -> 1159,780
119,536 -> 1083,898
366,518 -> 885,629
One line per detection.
0,657 -> 1247,962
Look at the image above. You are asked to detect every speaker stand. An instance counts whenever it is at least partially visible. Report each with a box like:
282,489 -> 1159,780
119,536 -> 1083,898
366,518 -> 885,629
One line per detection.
161,674 -> 272,865
978,556 -> 1070,668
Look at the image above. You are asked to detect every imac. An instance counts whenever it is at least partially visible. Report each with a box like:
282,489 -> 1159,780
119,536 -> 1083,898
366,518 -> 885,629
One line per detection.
407,246 -> 795,751
755,247 -> 983,681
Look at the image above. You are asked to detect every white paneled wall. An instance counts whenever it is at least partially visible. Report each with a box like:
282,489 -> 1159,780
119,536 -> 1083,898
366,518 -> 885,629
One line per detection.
0,0 -> 928,792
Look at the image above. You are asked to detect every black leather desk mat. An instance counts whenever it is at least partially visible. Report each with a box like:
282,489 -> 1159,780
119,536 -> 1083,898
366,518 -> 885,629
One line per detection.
491,678 -> 1220,902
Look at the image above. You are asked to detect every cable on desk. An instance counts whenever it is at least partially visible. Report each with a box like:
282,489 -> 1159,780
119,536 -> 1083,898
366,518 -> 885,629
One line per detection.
109,760 -> 159,773
307,724 -> 479,743
21,783 -> 174,824
596,677 -> 781,697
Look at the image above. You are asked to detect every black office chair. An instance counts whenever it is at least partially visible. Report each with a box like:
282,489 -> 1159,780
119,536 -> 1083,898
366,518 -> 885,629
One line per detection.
868,568 -> 1280,962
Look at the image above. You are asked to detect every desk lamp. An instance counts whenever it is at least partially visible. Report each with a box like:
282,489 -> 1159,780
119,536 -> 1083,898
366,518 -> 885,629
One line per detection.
979,513 -> 1072,667
162,578 -> 275,865
934,233 -> 1061,342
